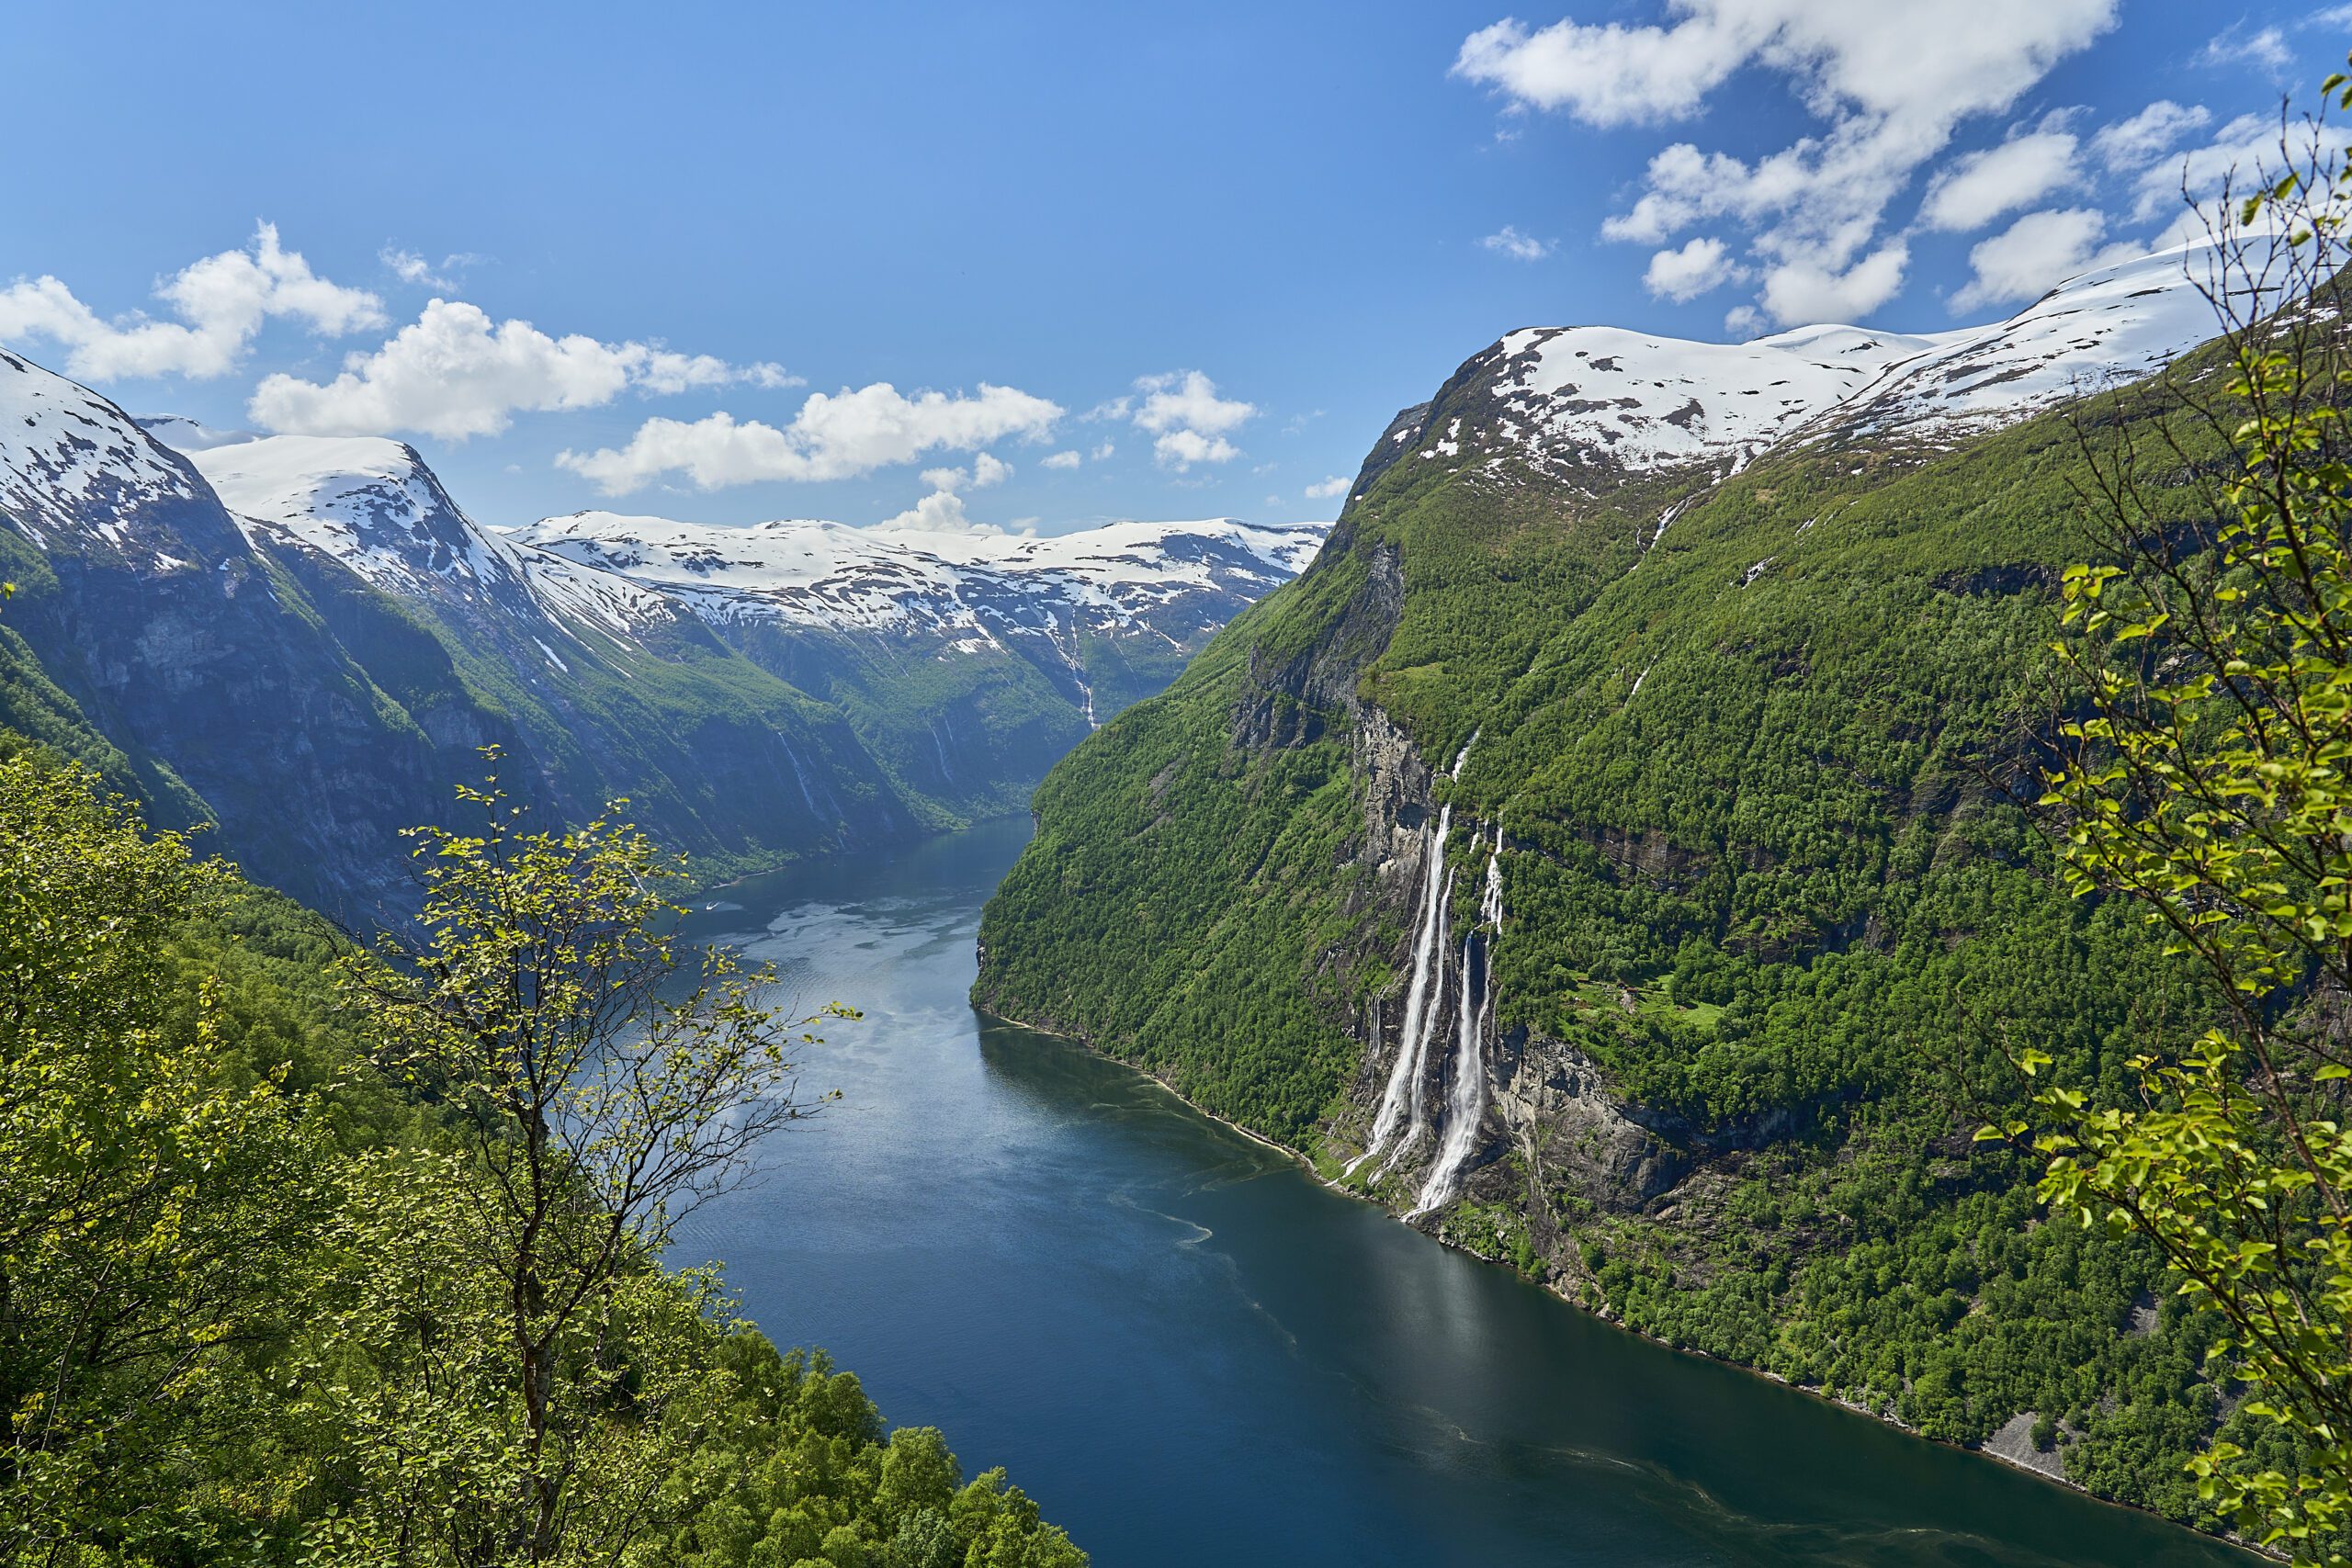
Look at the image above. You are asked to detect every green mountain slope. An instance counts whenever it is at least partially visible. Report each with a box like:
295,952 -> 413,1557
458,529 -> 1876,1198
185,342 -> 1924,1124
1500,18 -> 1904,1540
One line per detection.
974,269 -> 2284,1526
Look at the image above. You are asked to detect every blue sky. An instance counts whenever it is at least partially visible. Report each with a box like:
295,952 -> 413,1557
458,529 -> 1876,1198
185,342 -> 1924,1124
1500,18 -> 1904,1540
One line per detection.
2,2 -> 2340,533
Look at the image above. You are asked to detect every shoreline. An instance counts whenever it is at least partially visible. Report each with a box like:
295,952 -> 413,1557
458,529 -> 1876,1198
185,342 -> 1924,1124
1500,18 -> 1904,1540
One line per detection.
974,1001 -> 2267,1562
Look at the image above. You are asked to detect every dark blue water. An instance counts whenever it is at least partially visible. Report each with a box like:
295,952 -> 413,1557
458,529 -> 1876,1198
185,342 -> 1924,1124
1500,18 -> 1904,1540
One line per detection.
674,818 -> 2249,1568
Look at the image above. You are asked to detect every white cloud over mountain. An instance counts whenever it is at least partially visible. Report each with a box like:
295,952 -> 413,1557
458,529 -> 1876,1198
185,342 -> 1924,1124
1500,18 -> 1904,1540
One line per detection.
249,299 -> 794,441
1456,1 -> 2127,325
557,382 -> 1062,493
880,448 -> 1018,534
2088,101 -> 2211,172
0,223 -> 382,380
1456,3 -> 2321,330
1131,370 -> 1254,469
1918,131 -> 2080,231
1643,235 -> 1740,300
1951,208 -> 2137,310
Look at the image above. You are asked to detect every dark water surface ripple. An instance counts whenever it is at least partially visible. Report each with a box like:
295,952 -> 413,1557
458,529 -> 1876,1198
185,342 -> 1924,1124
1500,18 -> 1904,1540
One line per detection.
673,818 -> 2250,1568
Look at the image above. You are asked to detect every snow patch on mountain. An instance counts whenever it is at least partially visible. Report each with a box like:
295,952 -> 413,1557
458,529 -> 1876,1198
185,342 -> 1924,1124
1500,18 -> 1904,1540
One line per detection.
188,434 -> 516,588
134,415 -> 259,453
1466,233 -> 2272,479
0,351 -> 210,549
170,432 -> 682,640
514,513 -> 1328,637
1490,323 -> 1933,472
1805,240 -> 2261,441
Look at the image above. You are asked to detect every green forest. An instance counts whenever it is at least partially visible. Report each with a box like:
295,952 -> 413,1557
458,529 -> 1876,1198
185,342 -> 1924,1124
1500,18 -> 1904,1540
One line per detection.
0,735 -> 1084,1568
973,232 -> 2352,1544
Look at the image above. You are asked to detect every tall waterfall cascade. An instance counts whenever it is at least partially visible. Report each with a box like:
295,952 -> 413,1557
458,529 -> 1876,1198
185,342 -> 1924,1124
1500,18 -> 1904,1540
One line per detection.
1410,829 -> 1505,1216
1349,804 -> 1453,1177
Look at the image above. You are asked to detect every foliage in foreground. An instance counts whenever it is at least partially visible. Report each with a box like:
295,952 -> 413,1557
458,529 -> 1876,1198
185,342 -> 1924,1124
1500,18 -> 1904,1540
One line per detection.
2018,79 -> 2352,1563
0,747 -> 1083,1567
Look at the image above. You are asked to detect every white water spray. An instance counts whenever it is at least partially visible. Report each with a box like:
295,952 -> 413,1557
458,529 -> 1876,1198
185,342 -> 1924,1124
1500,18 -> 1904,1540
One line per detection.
1410,835 -> 1506,1216
1391,865 -> 1455,1168
1451,730 -> 1478,779
1348,805 -> 1453,1176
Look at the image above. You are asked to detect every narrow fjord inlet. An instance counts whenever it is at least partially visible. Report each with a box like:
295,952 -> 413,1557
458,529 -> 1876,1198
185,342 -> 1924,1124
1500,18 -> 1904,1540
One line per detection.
677,821 -> 2246,1567
9,11 -> 2352,1564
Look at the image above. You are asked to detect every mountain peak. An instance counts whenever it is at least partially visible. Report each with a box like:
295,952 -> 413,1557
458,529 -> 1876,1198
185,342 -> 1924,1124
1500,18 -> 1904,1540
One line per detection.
1404,232 -> 2270,491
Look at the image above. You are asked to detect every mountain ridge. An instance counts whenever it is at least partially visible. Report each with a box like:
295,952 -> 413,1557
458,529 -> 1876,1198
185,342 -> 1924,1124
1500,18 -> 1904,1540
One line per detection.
0,351 -> 1320,915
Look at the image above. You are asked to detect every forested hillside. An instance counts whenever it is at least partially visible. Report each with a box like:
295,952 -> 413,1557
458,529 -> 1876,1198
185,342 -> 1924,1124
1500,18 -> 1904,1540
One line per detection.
0,733 -> 1085,1566
973,237 -> 2331,1532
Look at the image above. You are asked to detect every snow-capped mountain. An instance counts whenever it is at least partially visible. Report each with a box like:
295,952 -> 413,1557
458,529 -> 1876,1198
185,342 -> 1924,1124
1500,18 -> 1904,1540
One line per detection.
1379,234 -> 2263,491
502,511 -> 1325,752
155,426 -> 1329,660
152,422 -> 1329,755
514,512 -> 1324,641
175,433 -> 682,644
0,346 -> 1325,914
1,351 -> 223,558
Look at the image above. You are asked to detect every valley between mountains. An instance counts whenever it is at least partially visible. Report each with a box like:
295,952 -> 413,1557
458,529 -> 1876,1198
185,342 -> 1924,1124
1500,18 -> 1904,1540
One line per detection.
0,360 -> 1320,918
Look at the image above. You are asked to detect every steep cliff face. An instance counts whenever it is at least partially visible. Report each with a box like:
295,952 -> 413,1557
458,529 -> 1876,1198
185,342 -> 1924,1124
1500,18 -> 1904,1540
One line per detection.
974,236 -> 2291,1519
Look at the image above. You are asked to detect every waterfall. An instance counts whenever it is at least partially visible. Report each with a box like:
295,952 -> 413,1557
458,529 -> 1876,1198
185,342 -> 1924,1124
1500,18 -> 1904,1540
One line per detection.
1410,835 -> 1505,1217
1392,865 -> 1455,1166
1348,804 -> 1453,1176
1451,729 -> 1479,779
1482,827 -> 1504,931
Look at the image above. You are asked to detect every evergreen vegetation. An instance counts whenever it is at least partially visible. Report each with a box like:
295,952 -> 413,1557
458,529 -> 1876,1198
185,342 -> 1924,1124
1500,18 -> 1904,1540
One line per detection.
974,90 -> 2351,1549
2013,95 -> 2352,1562
0,745 -> 1084,1567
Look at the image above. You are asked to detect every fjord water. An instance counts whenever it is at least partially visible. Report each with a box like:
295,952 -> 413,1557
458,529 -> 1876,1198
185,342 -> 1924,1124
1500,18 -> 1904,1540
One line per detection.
674,820 -> 2246,1568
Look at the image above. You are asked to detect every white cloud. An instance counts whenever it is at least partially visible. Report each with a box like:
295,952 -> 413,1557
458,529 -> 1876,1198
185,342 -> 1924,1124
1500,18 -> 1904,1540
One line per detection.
1130,369 -> 1253,468
1152,429 -> 1240,468
1951,207 -> 2139,310
249,298 -> 792,440
0,223 -> 382,381
380,247 -> 484,290
1452,12 -> 1761,126
1460,0 -> 2118,326
382,249 -> 436,285
876,487 -> 989,535
1133,370 -> 1251,437
1643,235 -> 1741,300
2128,111 -> 2282,221
2088,101 -> 2211,171
1456,2 -> 2117,136
555,381 -> 1062,493
1918,131 -> 2079,231
1089,440 -> 1116,461
1479,225 -> 1554,260
2199,26 -> 2290,73
1758,243 -> 1910,325
875,455 -> 1019,535
1304,475 -> 1351,499
1041,449 -> 1082,469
